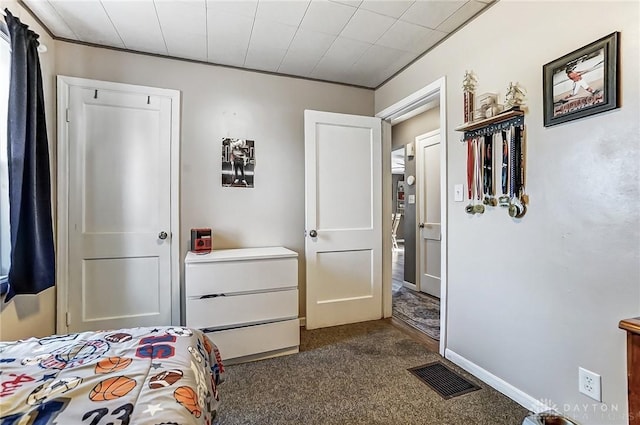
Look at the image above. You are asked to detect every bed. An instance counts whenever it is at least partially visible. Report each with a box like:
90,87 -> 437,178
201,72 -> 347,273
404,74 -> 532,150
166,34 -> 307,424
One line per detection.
0,326 -> 225,424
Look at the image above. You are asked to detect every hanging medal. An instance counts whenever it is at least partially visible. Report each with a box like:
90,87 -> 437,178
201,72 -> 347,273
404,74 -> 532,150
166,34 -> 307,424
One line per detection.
516,125 -> 528,215
482,134 -> 496,206
519,125 -> 528,203
499,129 -> 510,207
465,138 -> 475,214
473,138 -> 484,214
508,124 -> 527,218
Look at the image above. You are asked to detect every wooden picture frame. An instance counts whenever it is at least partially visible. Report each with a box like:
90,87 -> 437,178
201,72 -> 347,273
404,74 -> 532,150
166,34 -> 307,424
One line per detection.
543,32 -> 619,127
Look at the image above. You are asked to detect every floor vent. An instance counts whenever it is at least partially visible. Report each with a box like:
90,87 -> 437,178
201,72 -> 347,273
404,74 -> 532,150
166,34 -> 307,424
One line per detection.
408,362 -> 481,399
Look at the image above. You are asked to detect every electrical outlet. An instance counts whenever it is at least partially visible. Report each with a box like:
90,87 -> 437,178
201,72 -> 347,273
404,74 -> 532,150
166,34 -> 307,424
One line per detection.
579,367 -> 602,401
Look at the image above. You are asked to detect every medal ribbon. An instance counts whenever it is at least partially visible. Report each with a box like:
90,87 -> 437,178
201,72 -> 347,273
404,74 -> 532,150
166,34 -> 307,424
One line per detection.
509,125 -> 517,199
483,134 -> 493,198
475,138 -> 483,201
518,125 -> 526,197
513,125 -> 523,199
466,138 -> 474,200
501,130 -> 509,195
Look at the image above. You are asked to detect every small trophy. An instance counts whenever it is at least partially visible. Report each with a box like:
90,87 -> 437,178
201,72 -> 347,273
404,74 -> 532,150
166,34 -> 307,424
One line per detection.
505,82 -> 526,111
462,71 -> 478,123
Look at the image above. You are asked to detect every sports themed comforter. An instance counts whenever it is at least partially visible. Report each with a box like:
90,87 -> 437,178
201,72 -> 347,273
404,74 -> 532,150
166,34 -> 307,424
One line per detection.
0,326 -> 225,425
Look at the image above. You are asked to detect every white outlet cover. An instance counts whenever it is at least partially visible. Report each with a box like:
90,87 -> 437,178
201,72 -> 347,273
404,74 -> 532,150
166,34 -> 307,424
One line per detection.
408,194 -> 415,204
579,367 -> 602,402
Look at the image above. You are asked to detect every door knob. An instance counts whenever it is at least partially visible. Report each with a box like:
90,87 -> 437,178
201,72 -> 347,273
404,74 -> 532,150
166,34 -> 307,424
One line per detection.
419,223 -> 425,228
309,230 -> 318,238
158,231 -> 168,240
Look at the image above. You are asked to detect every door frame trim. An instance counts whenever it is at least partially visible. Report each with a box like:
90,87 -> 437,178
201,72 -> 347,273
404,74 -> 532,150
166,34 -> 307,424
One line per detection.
375,76 -> 448,355
56,76 -> 181,332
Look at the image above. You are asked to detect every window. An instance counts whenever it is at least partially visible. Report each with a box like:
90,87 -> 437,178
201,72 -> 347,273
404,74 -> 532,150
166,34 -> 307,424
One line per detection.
0,25 -> 10,282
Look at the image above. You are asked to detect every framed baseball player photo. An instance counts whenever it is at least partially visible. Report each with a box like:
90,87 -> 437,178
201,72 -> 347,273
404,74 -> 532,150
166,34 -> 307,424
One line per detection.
222,138 -> 255,188
543,32 -> 619,127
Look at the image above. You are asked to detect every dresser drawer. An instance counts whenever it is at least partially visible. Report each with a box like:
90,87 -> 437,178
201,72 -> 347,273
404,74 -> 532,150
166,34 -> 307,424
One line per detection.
186,289 -> 298,329
204,319 -> 299,361
185,257 -> 297,296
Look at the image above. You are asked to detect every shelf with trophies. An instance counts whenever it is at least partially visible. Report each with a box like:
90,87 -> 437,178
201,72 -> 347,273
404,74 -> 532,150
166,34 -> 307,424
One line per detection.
456,72 -> 528,218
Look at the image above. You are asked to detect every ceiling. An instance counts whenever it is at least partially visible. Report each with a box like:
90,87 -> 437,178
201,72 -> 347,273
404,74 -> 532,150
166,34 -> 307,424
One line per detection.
22,0 -> 494,89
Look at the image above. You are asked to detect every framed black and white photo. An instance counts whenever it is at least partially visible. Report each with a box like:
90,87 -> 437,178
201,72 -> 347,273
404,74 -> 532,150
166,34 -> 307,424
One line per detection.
543,32 -> 619,127
222,138 -> 255,188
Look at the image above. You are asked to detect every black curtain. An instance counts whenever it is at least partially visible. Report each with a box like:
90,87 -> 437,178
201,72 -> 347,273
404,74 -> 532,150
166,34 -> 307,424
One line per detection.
3,10 -> 54,301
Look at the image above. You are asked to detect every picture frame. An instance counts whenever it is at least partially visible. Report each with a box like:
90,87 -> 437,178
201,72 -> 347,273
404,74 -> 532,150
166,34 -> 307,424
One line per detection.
543,32 -> 619,127
221,138 -> 256,188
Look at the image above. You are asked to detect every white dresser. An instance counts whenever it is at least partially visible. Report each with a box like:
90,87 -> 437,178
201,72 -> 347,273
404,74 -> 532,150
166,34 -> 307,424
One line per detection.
185,247 -> 299,364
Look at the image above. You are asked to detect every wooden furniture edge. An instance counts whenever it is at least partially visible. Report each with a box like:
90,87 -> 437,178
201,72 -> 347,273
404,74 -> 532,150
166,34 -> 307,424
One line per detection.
619,317 -> 640,334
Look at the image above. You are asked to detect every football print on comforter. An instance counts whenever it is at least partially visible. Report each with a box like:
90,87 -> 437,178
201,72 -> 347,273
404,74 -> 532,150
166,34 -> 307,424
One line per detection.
0,326 -> 225,425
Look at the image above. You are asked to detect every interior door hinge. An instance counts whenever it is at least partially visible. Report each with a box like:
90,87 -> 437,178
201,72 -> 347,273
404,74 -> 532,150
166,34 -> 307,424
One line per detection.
66,108 -> 70,123
65,311 -> 71,327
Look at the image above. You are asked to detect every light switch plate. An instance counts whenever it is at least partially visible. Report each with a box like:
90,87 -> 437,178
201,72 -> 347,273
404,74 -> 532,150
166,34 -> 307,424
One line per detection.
408,195 -> 415,204
454,184 -> 464,202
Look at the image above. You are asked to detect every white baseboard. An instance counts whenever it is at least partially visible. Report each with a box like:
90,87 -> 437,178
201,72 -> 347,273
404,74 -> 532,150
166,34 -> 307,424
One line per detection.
299,317 -> 306,327
403,281 -> 417,291
445,349 -> 550,414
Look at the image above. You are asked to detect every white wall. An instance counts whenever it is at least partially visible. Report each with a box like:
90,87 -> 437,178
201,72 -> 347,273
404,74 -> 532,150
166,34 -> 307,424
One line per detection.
0,0 -> 57,341
55,43 -> 374,320
392,107 -> 440,150
376,1 -> 639,424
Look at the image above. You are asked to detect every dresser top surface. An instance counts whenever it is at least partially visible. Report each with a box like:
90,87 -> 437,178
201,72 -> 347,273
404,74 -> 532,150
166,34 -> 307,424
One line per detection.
185,246 -> 298,263
620,317 -> 640,334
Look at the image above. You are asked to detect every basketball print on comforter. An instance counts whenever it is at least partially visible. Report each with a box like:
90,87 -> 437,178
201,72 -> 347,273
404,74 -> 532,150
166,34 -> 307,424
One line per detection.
0,327 -> 225,425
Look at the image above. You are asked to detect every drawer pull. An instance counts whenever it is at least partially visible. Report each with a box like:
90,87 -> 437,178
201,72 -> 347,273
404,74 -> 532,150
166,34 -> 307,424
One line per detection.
200,294 -> 226,299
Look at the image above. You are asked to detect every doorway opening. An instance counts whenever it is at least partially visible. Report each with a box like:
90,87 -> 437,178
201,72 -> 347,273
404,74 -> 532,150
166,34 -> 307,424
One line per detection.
390,115 -> 440,348
391,147 -> 405,293
377,77 -> 447,355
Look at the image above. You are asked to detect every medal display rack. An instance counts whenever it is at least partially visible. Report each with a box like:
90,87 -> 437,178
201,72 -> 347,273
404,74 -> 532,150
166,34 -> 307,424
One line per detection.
457,108 -> 528,218
455,109 -> 524,140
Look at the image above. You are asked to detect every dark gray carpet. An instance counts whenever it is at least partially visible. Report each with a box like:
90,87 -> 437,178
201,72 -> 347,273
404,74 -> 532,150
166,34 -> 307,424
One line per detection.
218,321 -> 528,425
393,286 -> 440,340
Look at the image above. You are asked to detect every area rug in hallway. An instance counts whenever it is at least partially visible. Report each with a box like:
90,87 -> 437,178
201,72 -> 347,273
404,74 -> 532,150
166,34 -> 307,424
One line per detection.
393,285 -> 440,340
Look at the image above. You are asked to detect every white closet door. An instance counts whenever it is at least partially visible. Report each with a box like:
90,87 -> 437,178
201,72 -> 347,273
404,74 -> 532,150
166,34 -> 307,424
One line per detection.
66,83 -> 174,332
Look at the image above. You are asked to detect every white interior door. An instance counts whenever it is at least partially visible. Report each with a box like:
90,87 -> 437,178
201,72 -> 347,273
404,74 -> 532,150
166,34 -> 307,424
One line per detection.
305,110 -> 382,330
63,80 -> 177,332
417,131 -> 441,298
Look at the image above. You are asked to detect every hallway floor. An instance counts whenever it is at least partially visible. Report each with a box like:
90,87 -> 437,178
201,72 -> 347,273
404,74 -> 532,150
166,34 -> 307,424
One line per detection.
391,244 -> 440,342
392,245 -> 404,292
